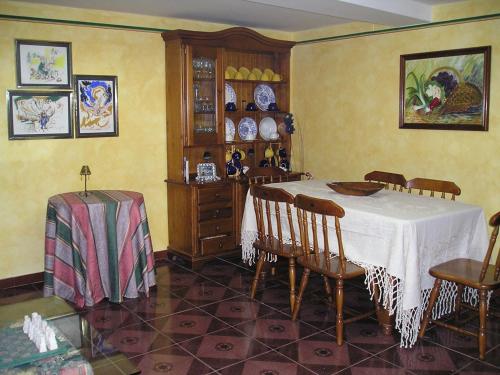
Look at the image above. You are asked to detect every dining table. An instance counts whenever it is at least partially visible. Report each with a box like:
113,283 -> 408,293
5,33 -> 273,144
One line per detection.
240,179 -> 489,347
44,190 -> 156,308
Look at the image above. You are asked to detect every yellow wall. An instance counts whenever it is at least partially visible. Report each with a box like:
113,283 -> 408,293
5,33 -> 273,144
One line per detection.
291,9 -> 500,228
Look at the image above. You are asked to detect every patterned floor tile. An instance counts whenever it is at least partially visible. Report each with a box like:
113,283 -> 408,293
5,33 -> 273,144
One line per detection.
101,321 -> 174,358
277,332 -> 372,375
481,344 -> 500,368
218,349 -> 316,375
80,303 -> 144,330
172,280 -> 239,307
376,338 -> 476,374
326,319 -> 399,354
199,295 -> 275,326
0,285 -> 43,306
234,310 -> 319,348
253,284 -> 295,314
130,345 -> 215,375
336,355 -> 412,375
180,327 -> 271,370
123,291 -> 194,321
455,358 -> 500,374
148,307 -> 232,343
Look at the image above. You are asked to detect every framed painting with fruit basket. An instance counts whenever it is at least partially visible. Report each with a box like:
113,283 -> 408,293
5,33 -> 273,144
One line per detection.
399,46 -> 490,131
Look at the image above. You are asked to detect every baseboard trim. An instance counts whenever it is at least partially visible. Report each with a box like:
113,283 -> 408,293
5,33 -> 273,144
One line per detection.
0,249 -> 170,289
0,272 -> 44,289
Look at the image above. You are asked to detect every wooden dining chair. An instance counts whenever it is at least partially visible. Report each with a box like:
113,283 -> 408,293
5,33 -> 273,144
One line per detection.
291,194 -> 377,345
406,177 -> 461,200
364,170 -> 407,192
249,184 -> 300,312
419,211 -> 500,359
246,167 -> 288,185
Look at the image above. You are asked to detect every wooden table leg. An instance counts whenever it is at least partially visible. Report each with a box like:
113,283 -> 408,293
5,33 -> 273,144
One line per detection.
376,307 -> 394,335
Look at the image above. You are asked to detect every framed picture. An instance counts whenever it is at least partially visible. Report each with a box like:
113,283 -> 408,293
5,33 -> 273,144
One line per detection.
75,75 -> 119,137
399,46 -> 490,131
7,90 -> 73,140
15,39 -> 72,88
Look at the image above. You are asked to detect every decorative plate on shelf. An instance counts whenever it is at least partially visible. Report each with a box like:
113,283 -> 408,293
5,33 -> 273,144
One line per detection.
259,117 -> 277,141
225,117 -> 235,142
326,182 -> 385,196
254,84 -> 275,111
225,83 -> 236,105
238,117 -> 257,141
238,66 -> 250,79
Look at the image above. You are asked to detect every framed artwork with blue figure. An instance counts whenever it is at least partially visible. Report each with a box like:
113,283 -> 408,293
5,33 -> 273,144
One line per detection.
75,75 -> 118,137
7,90 -> 72,140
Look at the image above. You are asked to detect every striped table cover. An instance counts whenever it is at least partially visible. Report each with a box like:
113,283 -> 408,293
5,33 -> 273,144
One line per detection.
44,190 -> 156,308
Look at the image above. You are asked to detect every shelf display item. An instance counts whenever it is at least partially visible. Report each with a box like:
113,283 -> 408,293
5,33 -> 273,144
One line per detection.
225,66 -> 237,78
259,117 -> 278,141
238,66 -> 250,79
251,68 -> 262,79
254,84 -> 276,111
195,163 -> 221,183
225,117 -> 235,142
238,117 -> 257,141
263,68 -> 274,77
225,83 -> 236,105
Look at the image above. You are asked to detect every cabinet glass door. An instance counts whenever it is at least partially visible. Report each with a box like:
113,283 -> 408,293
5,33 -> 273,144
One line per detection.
189,47 -> 218,145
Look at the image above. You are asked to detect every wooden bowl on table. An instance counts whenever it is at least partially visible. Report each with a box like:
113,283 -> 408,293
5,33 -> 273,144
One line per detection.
327,182 -> 385,196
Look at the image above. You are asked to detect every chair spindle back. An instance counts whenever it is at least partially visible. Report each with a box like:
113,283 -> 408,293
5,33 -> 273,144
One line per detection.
479,211 -> 500,282
247,167 -> 288,185
251,185 -> 296,254
364,170 -> 407,192
406,177 -> 461,200
294,194 -> 347,274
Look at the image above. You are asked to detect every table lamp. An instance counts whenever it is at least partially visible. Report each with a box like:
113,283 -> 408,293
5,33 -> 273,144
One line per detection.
80,165 -> 91,197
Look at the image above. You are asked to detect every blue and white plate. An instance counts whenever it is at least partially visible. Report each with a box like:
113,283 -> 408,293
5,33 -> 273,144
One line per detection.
238,117 -> 257,141
225,117 -> 235,142
254,84 -> 275,111
225,83 -> 236,105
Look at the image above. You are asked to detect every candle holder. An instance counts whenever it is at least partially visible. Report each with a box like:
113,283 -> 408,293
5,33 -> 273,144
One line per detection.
80,165 -> 91,197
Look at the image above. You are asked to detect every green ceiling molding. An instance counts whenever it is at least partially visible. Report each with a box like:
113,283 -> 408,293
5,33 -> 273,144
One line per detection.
0,12 -> 498,44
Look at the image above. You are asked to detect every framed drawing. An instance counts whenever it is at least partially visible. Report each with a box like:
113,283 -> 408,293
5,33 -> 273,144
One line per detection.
75,75 -> 119,137
7,90 -> 73,140
15,39 -> 72,88
399,46 -> 490,131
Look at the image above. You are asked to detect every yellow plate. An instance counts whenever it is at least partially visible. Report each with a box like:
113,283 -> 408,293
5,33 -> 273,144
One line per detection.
239,66 -> 250,79
251,68 -> 262,79
234,71 -> 244,80
226,66 -> 237,74
263,68 -> 274,77
272,73 -> 281,82
247,72 -> 257,81
260,73 -> 270,81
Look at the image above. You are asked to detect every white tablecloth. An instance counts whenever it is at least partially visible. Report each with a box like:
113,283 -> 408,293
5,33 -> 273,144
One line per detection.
241,180 -> 489,347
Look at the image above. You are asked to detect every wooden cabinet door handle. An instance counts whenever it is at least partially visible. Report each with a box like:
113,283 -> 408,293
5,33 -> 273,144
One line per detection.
213,209 -> 220,217
216,225 -> 220,231
218,241 -> 223,248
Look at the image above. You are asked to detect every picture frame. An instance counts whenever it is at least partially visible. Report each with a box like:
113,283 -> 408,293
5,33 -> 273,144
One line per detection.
7,90 -> 73,140
15,39 -> 72,89
74,75 -> 119,138
399,46 -> 490,131
196,162 -> 220,183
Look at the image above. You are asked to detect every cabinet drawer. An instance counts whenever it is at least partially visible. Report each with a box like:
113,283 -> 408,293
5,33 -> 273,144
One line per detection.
199,203 -> 232,221
198,188 -> 232,205
200,235 -> 235,256
199,219 -> 233,238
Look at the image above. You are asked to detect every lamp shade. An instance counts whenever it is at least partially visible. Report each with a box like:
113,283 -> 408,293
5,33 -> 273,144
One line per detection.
80,165 -> 91,176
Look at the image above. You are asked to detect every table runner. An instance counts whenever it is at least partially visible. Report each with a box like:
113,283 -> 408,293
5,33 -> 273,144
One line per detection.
241,180 -> 489,347
44,190 -> 156,308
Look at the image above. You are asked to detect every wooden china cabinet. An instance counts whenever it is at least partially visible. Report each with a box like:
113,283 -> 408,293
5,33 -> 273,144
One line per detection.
162,27 -> 296,268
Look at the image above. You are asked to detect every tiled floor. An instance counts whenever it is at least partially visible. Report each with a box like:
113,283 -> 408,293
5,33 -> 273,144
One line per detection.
1,256 -> 499,374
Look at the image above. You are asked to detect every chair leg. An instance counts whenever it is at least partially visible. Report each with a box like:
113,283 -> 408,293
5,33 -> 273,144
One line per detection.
419,279 -> 442,338
292,268 -> 310,321
336,279 -> 344,345
478,289 -> 487,360
323,275 -> 334,304
288,257 -> 296,313
455,284 -> 464,321
250,251 -> 266,299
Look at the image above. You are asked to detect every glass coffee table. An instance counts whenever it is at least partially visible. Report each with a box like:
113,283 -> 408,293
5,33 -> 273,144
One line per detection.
0,296 -> 140,374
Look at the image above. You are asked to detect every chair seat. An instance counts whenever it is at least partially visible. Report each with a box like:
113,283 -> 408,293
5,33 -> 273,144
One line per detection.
429,258 -> 500,290
297,254 -> 365,279
253,238 -> 300,258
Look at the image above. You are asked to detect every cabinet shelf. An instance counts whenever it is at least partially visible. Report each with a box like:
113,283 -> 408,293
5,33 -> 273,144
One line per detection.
225,79 -> 287,84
